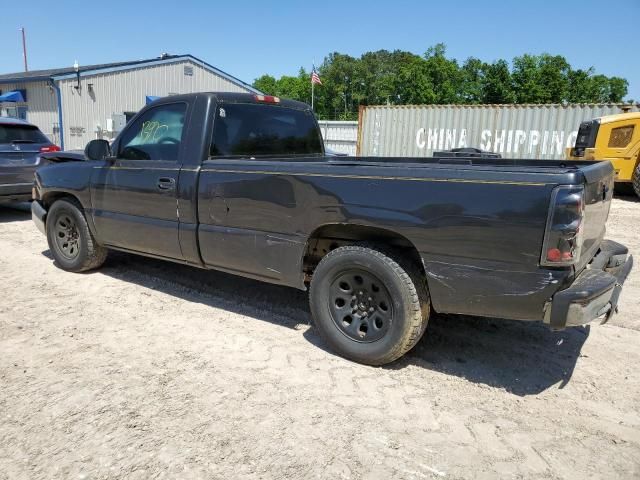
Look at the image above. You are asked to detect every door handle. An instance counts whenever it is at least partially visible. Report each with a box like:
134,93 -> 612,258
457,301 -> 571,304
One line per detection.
157,177 -> 176,191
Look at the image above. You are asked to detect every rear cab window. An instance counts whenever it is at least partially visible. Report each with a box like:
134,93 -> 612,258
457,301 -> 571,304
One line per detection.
0,124 -> 49,144
209,103 -> 323,158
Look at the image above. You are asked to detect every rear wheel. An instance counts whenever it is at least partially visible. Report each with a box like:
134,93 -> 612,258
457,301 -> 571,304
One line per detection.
633,162 -> 640,198
309,245 -> 429,366
46,198 -> 107,272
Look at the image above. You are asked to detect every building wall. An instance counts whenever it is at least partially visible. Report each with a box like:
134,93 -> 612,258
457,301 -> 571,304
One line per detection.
317,120 -> 358,156
58,59 -> 254,149
0,80 -> 59,143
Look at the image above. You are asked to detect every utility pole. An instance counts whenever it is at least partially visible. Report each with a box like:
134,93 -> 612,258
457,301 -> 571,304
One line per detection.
20,27 -> 28,72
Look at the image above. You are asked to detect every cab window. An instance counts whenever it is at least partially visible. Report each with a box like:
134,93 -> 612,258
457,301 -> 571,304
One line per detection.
608,125 -> 634,148
210,103 -> 323,158
118,103 -> 187,161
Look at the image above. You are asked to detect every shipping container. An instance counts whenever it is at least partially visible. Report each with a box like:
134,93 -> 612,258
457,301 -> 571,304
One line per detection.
357,104 -> 639,159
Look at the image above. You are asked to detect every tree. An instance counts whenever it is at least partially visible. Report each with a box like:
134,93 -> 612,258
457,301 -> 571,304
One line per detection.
252,75 -> 278,96
567,68 -> 595,103
481,60 -> 516,104
538,54 -> 571,102
607,77 -> 629,103
459,57 -> 485,103
511,54 -> 544,103
252,45 -> 630,119
317,53 -> 359,119
423,43 -> 461,104
394,56 -> 436,105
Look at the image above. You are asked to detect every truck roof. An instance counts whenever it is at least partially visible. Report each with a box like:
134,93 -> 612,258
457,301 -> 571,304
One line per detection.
156,92 -> 312,111
596,112 -> 640,124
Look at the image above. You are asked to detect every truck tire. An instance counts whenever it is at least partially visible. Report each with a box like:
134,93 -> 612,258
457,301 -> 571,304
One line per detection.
633,163 -> 640,198
309,245 -> 430,366
46,198 -> 107,272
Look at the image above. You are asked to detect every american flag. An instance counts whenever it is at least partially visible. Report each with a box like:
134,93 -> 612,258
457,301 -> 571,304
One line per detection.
311,68 -> 322,85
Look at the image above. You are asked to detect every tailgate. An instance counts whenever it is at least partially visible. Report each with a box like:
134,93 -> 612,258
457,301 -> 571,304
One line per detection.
575,161 -> 615,272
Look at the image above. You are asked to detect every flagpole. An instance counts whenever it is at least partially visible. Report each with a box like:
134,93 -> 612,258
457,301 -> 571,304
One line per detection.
311,62 -> 315,112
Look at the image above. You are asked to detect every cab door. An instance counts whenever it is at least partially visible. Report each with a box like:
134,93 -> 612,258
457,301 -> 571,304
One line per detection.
90,102 -> 188,259
198,101 -> 324,285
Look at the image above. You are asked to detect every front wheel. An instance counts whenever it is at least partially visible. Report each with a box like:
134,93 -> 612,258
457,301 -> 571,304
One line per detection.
633,162 -> 640,198
46,198 -> 107,272
309,245 -> 430,366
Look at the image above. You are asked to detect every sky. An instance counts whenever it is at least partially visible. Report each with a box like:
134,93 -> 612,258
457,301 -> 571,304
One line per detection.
1,0 -> 639,100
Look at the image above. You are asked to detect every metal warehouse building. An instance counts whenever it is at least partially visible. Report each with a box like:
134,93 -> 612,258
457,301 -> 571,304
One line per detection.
0,54 -> 259,150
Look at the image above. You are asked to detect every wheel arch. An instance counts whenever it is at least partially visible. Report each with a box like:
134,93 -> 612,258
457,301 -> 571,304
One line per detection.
41,191 -> 82,210
302,223 -> 426,281
40,191 -> 99,240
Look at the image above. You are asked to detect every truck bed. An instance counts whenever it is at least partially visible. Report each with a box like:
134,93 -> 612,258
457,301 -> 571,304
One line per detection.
204,155 -> 611,188
328,156 -> 603,175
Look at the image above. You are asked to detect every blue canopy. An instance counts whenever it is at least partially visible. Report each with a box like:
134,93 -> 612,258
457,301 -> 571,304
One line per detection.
0,91 -> 25,102
145,95 -> 161,105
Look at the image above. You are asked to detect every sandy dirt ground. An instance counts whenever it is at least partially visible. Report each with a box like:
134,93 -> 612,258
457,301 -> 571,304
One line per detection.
0,197 -> 639,479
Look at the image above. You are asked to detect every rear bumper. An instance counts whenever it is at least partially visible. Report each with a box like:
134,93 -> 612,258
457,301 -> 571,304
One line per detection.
545,240 -> 633,329
0,182 -> 33,203
31,200 -> 47,235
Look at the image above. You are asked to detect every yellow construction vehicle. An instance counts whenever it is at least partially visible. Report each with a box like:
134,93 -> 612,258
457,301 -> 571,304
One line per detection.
566,111 -> 640,197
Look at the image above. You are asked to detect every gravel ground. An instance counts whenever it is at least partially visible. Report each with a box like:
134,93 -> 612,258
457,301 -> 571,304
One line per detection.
0,197 -> 639,479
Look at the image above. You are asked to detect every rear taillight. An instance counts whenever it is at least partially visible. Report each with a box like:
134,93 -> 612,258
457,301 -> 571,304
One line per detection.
541,185 -> 585,267
40,145 -> 61,153
254,94 -> 281,103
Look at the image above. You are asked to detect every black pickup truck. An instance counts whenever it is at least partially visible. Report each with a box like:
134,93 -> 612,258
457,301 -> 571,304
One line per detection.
31,92 -> 633,365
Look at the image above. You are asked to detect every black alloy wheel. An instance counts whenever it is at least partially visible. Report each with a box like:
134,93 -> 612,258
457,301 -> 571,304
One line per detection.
329,269 -> 393,343
46,198 -> 108,272
309,245 -> 430,366
53,213 -> 80,260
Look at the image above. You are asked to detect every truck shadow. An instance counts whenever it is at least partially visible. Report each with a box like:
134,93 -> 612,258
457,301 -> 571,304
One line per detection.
397,315 -> 589,396
303,314 -> 588,396
0,203 -> 31,222
41,249 -> 588,397
614,194 -> 639,204
613,184 -> 639,202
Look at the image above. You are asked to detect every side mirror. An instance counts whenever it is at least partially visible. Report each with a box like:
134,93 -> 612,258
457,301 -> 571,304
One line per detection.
84,139 -> 112,161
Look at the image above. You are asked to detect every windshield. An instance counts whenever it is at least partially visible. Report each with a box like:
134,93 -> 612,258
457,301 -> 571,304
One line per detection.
0,124 -> 49,144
